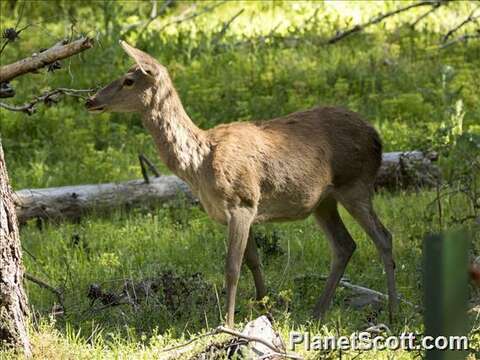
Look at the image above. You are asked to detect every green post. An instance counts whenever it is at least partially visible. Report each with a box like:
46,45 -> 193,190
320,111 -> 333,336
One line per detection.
423,232 -> 469,360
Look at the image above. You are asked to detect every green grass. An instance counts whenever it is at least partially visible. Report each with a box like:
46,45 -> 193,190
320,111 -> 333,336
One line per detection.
1,0 -> 480,358
11,191 -> 479,359
1,1 -> 479,189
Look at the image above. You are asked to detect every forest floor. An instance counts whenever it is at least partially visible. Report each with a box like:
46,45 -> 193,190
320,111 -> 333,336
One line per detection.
16,191 -> 480,359
1,1 -> 479,359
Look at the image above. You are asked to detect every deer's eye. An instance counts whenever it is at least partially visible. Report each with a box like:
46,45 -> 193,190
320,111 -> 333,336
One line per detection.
123,78 -> 134,87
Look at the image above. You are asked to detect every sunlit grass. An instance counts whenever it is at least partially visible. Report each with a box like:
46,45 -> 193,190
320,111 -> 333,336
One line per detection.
12,191 -> 478,359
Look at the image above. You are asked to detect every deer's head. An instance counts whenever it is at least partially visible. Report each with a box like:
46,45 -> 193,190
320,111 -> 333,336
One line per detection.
85,41 -> 166,114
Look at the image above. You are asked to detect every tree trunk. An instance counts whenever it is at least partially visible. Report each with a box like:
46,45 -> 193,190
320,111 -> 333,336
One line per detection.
0,140 -> 31,357
12,151 -> 439,224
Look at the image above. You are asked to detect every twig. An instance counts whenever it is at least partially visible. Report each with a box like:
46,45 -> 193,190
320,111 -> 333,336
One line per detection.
304,7 -> 321,26
364,323 -> 391,334
213,283 -> 224,323
136,0 -> 174,36
138,153 -> 161,184
435,180 -> 443,229
0,88 -> 94,115
139,153 -> 161,178
306,274 -> 418,309
338,279 -> 418,309
410,1 -> 443,28
158,1 -> 227,32
212,8 -> 245,44
158,325 -> 302,359
139,154 -> 150,183
25,273 -> 64,310
158,329 -> 217,355
327,1 -> 439,45
278,237 -> 291,289
442,5 -> 480,42
440,32 -> 480,48
0,37 -> 94,83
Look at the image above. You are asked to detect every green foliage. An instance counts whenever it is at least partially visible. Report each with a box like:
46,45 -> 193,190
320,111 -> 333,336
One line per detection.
1,1 -> 480,358
18,192 -> 480,358
1,1 -> 479,189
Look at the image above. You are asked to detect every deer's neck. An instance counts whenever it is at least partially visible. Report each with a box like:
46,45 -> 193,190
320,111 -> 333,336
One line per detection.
142,83 -> 209,182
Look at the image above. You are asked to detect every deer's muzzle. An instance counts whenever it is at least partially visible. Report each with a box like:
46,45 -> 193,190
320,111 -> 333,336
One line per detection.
85,97 -> 105,113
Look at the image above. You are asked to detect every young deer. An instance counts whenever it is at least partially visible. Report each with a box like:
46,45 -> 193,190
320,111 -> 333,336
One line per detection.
85,41 -> 397,327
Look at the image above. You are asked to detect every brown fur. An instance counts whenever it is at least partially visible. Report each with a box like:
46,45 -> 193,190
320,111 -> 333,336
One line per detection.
86,41 -> 397,327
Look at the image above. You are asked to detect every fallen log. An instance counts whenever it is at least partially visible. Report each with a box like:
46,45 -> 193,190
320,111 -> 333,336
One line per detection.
13,151 -> 439,223
375,150 -> 440,190
14,175 -> 194,224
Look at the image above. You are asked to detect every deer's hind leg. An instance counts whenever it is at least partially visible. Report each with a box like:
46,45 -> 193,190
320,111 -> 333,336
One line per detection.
244,230 -> 267,301
335,183 -> 398,323
313,197 -> 356,319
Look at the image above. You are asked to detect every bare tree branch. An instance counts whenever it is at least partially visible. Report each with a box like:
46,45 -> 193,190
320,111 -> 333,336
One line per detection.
0,37 -> 93,83
410,1 -> 443,28
138,153 -> 161,183
442,6 -> 480,42
157,1 -> 227,33
212,8 -> 245,44
0,88 -> 94,115
24,273 -> 64,309
158,324 -> 303,360
136,0 -> 175,36
440,32 -> 480,48
327,1 -> 442,45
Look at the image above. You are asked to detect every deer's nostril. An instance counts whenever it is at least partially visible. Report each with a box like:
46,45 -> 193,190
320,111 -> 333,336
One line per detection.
85,98 -> 95,108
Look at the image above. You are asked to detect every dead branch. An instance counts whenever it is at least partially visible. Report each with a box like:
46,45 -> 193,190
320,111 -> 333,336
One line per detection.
0,37 -> 93,83
216,326 -> 281,358
212,8 -> 245,44
440,32 -> 480,48
336,278 -> 418,309
135,0 -> 175,36
297,274 -> 418,309
138,153 -> 161,183
442,6 -> 480,42
327,1 -> 441,45
158,329 -> 218,359
158,321 -> 302,360
24,273 -> 64,311
410,1 -> 443,28
158,1 -> 227,32
0,88 -> 94,115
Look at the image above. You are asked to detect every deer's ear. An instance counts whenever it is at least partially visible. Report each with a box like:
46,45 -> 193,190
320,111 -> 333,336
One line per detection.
119,40 -> 158,77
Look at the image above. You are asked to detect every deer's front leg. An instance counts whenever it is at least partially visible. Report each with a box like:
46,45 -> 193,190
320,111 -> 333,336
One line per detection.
225,206 -> 255,328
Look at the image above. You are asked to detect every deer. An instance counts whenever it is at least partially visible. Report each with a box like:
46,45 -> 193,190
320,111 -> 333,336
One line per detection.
85,41 -> 398,328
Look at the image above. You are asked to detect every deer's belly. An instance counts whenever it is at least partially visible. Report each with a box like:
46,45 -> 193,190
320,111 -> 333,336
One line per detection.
255,186 -> 332,223
193,182 -> 331,225
255,200 -> 315,223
